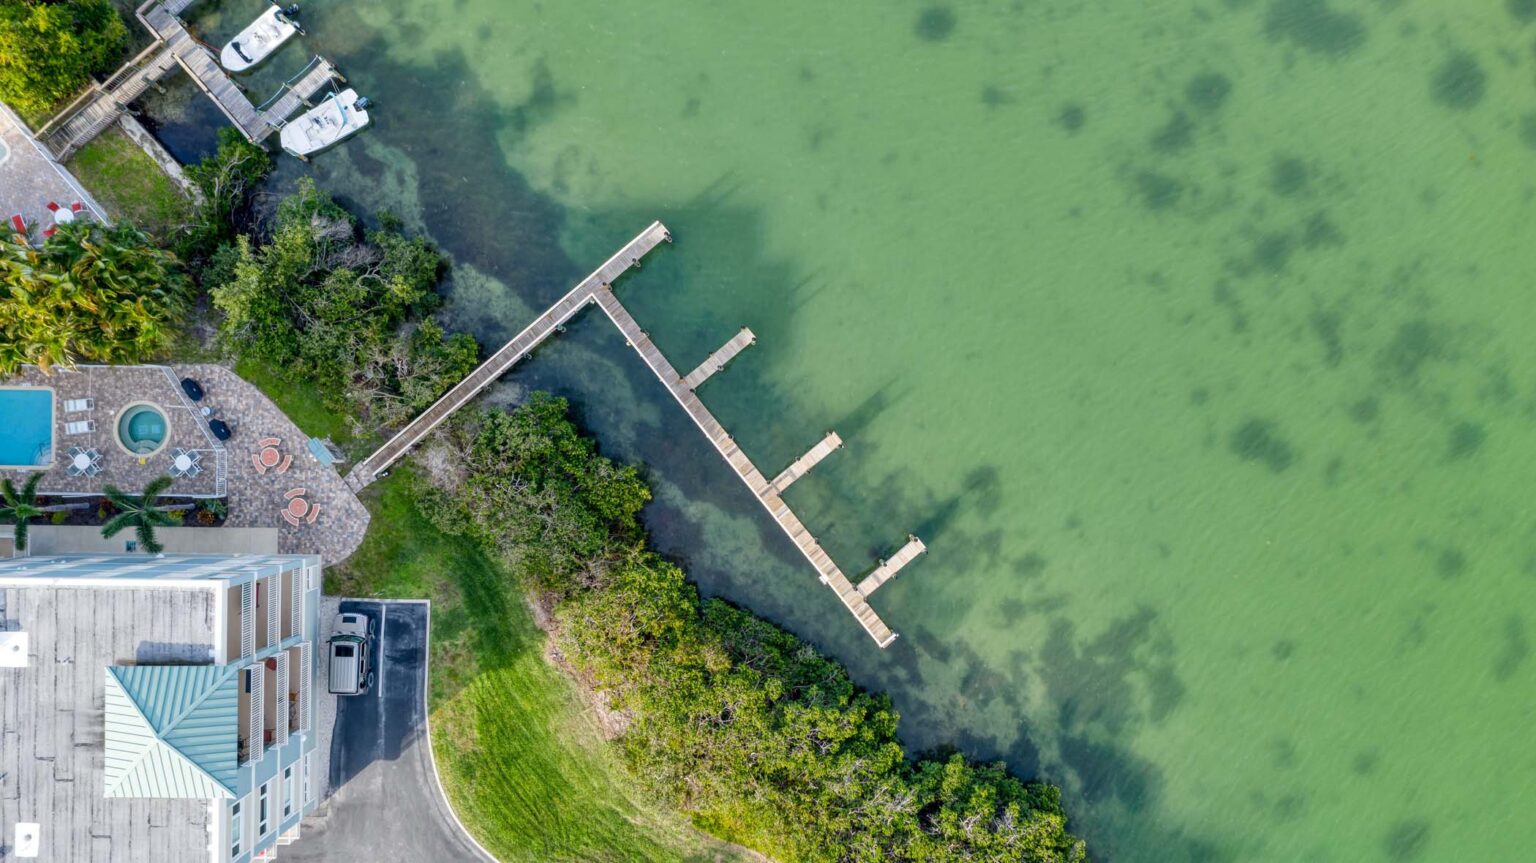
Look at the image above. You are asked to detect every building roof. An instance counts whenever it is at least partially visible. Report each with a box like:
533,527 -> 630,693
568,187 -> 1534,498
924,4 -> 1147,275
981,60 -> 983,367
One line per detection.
0,584 -> 217,863
104,664 -> 239,799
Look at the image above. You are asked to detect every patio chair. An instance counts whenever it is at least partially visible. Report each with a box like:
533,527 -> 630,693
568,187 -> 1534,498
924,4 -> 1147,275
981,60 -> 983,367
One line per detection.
66,462 -> 84,478
284,487 -> 306,500
67,446 -> 83,459
281,510 -> 302,527
250,454 -> 267,474
185,463 -> 201,478
84,462 -> 101,478
8,215 -> 24,235
258,437 -> 280,448
305,504 -> 321,524
70,202 -> 83,213
46,202 -> 59,212
275,454 -> 292,474
63,398 -> 93,413
63,420 -> 94,435
42,226 -> 55,239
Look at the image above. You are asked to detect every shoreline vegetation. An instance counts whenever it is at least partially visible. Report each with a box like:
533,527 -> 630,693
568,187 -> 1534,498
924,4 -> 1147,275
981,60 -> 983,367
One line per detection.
218,180 -> 1085,861
3,63 -> 1087,854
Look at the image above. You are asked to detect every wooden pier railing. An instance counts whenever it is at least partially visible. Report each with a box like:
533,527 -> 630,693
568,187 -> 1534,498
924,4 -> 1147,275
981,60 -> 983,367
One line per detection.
35,0 -> 339,158
347,221 -> 927,647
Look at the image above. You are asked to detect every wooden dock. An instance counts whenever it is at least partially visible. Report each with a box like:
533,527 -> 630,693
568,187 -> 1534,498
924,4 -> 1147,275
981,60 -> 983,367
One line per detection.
772,431 -> 842,492
591,288 -> 906,647
346,221 -> 675,490
348,221 -> 925,647
682,327 -> 755,389
35,0 -> 338,158
856,536 -> 927,597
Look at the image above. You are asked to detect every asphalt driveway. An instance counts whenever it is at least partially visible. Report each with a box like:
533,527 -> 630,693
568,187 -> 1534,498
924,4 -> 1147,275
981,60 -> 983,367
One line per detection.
286,600 -> 493,862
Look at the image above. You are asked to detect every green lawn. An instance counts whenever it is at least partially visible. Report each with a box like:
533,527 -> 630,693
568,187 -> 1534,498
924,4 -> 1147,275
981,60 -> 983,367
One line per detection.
330,467 -> 747,863
66,127 -> 193,240
232,358 -> 364,458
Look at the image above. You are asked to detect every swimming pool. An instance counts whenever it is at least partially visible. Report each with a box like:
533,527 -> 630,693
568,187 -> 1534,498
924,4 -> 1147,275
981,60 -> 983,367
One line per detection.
116,402 -> 169,455
0,388 -> 54,468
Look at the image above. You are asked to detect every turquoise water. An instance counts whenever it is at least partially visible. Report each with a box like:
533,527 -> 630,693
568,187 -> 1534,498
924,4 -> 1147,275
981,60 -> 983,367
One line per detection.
118,405 -> 167,453
0,389 -> 52,467
144,1 -> 1536,860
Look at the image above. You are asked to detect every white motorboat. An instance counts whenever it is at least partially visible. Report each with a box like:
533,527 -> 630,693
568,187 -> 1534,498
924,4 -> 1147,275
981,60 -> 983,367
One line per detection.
279,88 -> 371,158
220,4 -> 302,73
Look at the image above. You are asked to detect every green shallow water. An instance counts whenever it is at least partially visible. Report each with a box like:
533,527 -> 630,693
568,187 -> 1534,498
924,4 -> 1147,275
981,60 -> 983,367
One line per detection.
162,0 -> 1536,859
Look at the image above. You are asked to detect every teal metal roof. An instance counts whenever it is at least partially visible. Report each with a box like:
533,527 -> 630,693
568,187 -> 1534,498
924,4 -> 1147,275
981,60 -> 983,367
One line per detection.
103,665 -> 240,799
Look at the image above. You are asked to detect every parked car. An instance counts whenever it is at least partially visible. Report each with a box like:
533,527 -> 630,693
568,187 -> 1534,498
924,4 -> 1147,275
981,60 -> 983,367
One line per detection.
328,611 -> 375,696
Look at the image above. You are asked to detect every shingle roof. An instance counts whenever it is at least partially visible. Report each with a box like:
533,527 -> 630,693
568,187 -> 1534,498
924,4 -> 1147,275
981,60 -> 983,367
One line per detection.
103,665 -> 240,799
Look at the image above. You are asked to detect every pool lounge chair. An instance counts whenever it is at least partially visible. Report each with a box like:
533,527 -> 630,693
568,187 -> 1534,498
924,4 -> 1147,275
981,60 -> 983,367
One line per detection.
63,398 -> 93,413
64,420 -> 94,435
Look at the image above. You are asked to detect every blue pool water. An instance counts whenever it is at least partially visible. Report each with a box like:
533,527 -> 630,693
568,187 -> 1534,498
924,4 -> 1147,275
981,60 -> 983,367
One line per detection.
0,389 -> 53,467
117,404 -> 168,454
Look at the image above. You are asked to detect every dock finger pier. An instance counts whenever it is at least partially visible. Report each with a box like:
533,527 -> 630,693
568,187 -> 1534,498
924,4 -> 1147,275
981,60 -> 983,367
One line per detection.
348,221 -> 927,647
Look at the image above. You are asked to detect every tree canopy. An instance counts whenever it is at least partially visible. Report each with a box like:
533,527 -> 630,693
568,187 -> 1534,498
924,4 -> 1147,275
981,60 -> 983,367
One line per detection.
0,221 -> 186,374
0,0 -> 127,119
208,180 -> 477,429
418,396 -> 1086,863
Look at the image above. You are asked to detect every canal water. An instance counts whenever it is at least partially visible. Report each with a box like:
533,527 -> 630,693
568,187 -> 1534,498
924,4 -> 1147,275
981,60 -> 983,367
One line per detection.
149,1 -> 1536,860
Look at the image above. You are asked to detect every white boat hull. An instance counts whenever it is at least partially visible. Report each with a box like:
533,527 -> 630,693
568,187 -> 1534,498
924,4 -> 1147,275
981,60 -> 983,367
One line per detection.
220,6 -> 300,73
280,88 -> 371,158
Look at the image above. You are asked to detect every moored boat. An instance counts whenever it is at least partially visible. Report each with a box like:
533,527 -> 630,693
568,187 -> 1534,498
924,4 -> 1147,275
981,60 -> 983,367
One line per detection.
279,88 -> 371,159
220,4 -> 302,73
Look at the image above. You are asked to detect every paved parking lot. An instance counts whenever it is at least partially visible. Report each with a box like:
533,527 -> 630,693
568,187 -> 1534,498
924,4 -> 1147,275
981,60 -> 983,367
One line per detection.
286,600 -> 492,861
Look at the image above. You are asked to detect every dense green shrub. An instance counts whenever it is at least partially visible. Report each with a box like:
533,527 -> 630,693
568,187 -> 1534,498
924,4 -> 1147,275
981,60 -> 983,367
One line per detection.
0,221 -> 186,374
208,179 -> 477,428
178,127 -> 272,269
418,396 -> 1086,863
0,0 -> 127,119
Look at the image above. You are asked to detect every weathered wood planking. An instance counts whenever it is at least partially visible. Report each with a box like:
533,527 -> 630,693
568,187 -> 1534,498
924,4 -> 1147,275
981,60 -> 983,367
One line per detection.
856,536 -> 928,597
592,287 -> 900,648
681,327 -> 755,389
771,431 -> 843,493
39,1 -> 342,157
346,220 -> 674,488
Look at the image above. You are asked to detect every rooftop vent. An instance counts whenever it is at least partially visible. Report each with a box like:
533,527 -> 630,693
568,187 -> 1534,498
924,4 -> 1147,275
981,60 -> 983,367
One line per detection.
0,631 -> 27,667
15,822 -> 40,857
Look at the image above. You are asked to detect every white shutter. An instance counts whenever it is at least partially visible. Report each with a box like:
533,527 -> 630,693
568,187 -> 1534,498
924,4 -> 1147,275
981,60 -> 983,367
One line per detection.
240,582 -> 254,658
249,667 -> 264,761
298,642 -> 311,732
275,652 -> 290,747
266,575 -> 280,650
290,568 -> 303,637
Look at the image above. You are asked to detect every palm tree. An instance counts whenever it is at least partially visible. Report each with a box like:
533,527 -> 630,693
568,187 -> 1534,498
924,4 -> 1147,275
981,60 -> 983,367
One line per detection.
101,476 -> 190,554
0,223 -> 185,375
1,472 -> 88,552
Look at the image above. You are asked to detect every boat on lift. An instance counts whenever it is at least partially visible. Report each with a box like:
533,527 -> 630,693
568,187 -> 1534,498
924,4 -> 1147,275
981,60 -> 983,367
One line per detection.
279,88 -> 371,159
220,4 -> 303,73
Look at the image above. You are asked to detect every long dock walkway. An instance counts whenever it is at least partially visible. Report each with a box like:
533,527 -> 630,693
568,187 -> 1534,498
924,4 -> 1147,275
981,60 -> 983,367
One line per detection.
591,288 -> 902,646
347,221 -> 925,648
346,221 -> 674,489
35,0 -> 339,158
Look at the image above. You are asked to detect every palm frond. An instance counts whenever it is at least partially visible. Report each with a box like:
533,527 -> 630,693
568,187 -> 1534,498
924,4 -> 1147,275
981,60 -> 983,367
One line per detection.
100,511 -> 138,539
142,475 -> 174,504
136,520 -> 164,554
12,519 -> 28,553
19,471 -> 41,504
101,484 -> 136,510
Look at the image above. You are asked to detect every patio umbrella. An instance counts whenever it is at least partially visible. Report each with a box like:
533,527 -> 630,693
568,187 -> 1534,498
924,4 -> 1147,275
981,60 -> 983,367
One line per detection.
181,378 -> 205,401
209,419 -> 232,441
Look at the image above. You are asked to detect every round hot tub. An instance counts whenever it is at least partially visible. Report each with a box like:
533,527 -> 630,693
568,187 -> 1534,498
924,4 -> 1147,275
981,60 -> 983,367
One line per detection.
116,402 -> 170,456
